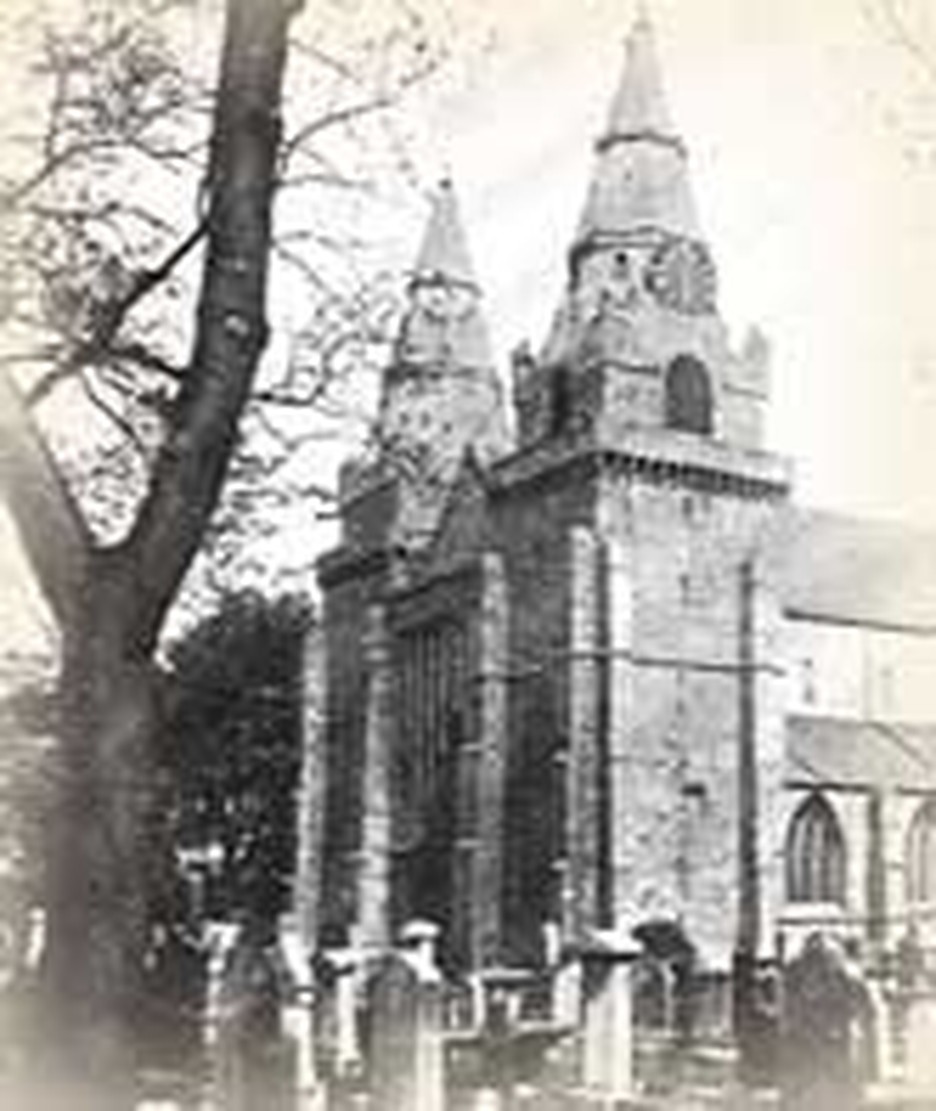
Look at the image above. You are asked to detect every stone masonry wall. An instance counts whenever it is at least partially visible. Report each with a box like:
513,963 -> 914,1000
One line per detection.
597,471 -> 785,969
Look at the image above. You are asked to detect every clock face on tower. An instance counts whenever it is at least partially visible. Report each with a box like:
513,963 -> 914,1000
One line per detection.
644,238 -> 718,316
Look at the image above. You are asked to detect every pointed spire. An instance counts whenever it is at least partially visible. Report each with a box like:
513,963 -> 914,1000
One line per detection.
599,7 -> 678,151
364,174 -> 509,542
411,178 -> 478,289
574,9 -> 700,248
394,177 -> 493,372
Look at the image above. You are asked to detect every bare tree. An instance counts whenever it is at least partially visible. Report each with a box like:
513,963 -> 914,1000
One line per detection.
0,0 -> 450,1105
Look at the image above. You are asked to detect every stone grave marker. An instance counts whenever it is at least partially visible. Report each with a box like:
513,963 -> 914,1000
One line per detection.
781,932 -> 864,1111
365,923 -> 444,1111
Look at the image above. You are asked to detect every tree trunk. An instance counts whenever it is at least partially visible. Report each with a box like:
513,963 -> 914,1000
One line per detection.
1,0 -> 300,1105
33,605 -> 160,1111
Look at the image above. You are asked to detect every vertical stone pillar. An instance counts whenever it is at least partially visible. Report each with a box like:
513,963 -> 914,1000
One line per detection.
472,552 -> 509,965
735,553 -> 786,1078
605,536 -> 636,929
579,931 -> 642,1102
736,560 -> 761,966
866,790 -> 887,952
565,527 -> 604,942
881,789 -> 906,953
735,558 -> 762,1079
748,554 -> 786,955
358,603 -> 394,948
296,623 -> 326,950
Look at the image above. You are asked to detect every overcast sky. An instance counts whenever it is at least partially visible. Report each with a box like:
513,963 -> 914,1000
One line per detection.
3,0 -> 936,652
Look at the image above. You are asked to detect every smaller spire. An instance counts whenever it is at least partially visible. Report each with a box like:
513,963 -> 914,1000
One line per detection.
599,7 -> 679,151
412,178 -> 478,289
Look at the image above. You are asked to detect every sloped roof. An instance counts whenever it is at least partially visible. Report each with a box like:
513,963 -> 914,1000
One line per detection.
601,11 -> 678,146
575,12 -> 700,245
782,509 -> 936,632
787,715 -> 936,791
412,178 -> 478,289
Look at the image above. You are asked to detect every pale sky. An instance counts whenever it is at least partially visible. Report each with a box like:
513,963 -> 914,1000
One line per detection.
3,0 -> 936,652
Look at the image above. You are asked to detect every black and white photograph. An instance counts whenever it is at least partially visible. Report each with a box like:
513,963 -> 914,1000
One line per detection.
2,1 -> 936,1109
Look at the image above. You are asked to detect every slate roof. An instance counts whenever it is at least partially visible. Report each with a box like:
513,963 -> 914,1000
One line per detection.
786,714 -> 936,791
782,509 -> 936,632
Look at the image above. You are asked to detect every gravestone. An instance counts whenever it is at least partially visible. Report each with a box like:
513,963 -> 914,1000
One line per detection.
579,929 -> 642,1103
365,939 -> 443,1111
781,932 -> 864,1111
904,991 -> 936,1090
313,943 -> 367,1111
279,918 -> 319,1111
217,930 -> 294,1111
367,954 -> 421,1111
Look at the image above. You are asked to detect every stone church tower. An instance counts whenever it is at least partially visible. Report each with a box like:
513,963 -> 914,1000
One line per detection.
309,12 -> 795,975
503,11 -> 792,967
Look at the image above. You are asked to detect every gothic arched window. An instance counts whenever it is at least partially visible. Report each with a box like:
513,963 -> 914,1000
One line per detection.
906,799 -> 936,905
786,794 -> 846,905
664,355 -> 713,435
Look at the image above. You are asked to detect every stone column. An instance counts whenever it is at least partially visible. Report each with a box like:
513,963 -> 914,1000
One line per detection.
357,603 -> 394,948
296,623 -> 327,950
579,930 -> 642,1102
472,552 -> 509,965
737,560 -> 761,969
866,789 -> 887,953
881,790 -> 907,953
746,553 -> 786,956
735,553 -> 786,1081
605,536 -> 636,929
565,527 -> 604,942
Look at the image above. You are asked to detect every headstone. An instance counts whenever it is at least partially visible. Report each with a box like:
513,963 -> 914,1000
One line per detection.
579,929 -> 642,1102
781,932 -> 863,1111
367,953 -> 421,1111
314,946 -> 365,1083
279,918 -> 319,1111
904,992 -> 936,1090
365,932 -> 444,1111
552,958 -> 583,1030
217,929 -> 295,1111
203,922 -> 239,1111
476,966 -> 535,1102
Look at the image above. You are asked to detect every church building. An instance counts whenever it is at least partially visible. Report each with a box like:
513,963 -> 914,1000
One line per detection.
300,13 -> 936,982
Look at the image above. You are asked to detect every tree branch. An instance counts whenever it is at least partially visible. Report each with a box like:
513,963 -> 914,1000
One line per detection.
122,0 -> 299,654
871,0 -> 936,86
24,218 -> 207,409
0,369 -> 93,628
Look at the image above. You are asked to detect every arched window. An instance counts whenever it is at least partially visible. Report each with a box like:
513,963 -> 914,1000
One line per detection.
786,794 -> 846,904
549,365 -> 571,435
906,799 -> 936,905
665,355 -> 713,435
